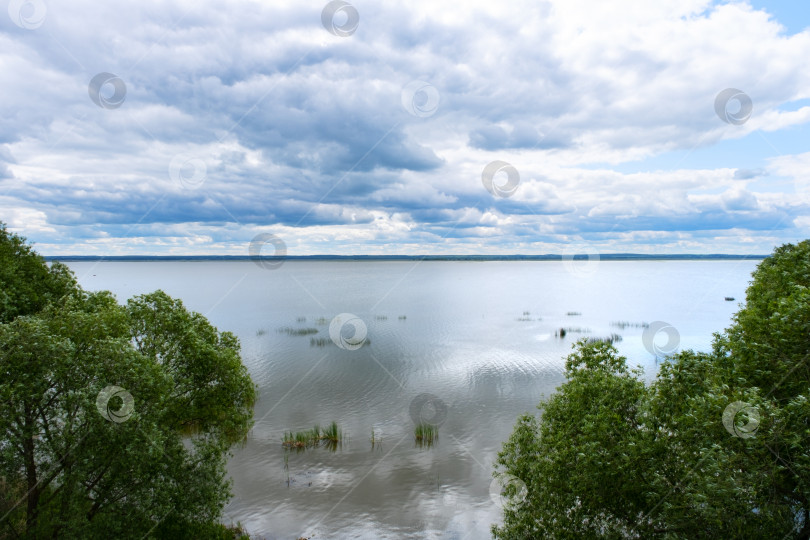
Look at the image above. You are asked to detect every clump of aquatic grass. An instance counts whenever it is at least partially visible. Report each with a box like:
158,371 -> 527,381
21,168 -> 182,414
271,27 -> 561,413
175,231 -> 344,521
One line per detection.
315,317 -> 329,325
375,315 -> 388,320
398,315 -> 407,320
414,422 -> 438,447
310,336 -> 371,348
322,421 -> 341,443
296,316 -> 306,322
256,328 -> 268,337
282,422 -> 343,451
611,321 -> 650,329
370,427 -> 382,449
556,327 -> 591,337
566,311 -> 582,316
321,421 -> 343,451
278,327 -> 319,336
523,311 -> 530,316
282,429 -> 310,450
586,333 -> 623,345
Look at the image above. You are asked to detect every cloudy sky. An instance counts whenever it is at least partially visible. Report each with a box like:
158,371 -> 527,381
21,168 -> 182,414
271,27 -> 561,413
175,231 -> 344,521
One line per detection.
2,0 -> 810,256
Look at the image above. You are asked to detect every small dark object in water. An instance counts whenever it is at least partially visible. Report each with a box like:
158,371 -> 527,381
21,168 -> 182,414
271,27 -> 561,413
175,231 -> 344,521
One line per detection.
556,328 -> 567,338
724,297 -> 735,301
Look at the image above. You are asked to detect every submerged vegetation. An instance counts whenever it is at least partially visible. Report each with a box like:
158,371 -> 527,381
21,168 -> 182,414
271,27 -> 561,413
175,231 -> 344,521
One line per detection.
282,421 -> 343,451
370,427 -> 382,449
561,326 -> 590,334
585,332 -> 622,344
278,326 -> 318,336
275,314 -> 398,347
556,327 -> 621,344
310,336 -> 371,348
517,310 -> 541,321
414,423 -> 439,447
555,327 -> 589,337
610,320 -> 650,329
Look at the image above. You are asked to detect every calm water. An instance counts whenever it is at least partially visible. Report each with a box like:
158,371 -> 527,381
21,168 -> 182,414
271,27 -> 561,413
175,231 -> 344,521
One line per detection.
66,260 -> 759,539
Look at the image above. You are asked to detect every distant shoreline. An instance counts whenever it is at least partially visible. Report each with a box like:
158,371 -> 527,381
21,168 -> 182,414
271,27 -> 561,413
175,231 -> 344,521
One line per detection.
46,254 -> 768,262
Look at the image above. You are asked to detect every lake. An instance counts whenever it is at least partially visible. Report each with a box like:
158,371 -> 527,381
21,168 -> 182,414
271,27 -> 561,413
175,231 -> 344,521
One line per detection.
65,259 -> 760,539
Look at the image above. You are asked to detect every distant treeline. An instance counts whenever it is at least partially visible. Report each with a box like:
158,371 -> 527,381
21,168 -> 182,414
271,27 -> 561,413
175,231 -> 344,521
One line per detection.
44,254 -> 767,262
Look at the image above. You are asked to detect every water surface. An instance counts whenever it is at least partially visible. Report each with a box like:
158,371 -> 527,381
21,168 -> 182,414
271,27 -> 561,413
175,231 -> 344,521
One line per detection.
66,260 -> 759,539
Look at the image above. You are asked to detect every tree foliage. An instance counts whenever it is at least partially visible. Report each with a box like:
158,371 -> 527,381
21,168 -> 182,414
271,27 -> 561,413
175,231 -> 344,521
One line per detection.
494,240 -> 810,539
0,225 -> 256,538
0,223 -> 75,324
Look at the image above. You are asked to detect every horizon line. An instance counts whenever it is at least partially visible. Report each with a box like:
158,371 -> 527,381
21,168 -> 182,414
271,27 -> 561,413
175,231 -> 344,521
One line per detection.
44,253 -> 769,261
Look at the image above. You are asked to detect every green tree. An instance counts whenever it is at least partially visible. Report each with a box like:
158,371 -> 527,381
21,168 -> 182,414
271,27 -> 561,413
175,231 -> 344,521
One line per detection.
493,341 -> 647,538
0,226 -> 256,538
494,241 -> 810,539
0,223 -> 75,323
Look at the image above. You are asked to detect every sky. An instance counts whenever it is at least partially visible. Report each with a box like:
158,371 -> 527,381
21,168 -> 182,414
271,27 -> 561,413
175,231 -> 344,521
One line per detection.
2,0 -> 810,256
